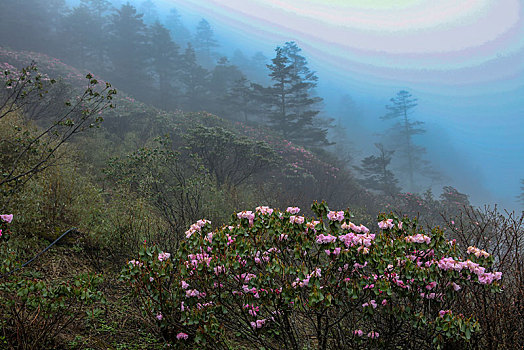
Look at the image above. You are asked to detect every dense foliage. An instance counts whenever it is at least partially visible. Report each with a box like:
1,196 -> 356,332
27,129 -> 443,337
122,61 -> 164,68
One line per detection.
122,202 -> 503,349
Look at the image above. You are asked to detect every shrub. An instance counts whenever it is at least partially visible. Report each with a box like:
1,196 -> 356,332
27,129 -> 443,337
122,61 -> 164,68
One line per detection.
122,202 -> 502,349
0,214 -> 105,350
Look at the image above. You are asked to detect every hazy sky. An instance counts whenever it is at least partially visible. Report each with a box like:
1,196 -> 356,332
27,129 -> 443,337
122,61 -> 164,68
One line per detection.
155,0 -> 523,209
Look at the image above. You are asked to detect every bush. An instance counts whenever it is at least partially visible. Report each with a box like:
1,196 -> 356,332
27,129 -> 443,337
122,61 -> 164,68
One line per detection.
122,202 -> 503,349
0,214 -> 104,350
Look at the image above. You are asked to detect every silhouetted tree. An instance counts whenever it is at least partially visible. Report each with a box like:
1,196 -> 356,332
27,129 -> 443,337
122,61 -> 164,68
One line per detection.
107,2 -> 150,95
265,42 -> 328,145
139,0 -> 158,24
440,186 -> 470,207
59,1 -> 111,69
0,0 -> 66,53
517,179 -> 524,207
179,44 -> 210,110
148,21 -> 180,109
355,143 -> 401,196
165,7 -> 191,46
194,18 -> 219,66
222,77 -> 258,122
209,57 -> 244,113
381,90 -> 426,191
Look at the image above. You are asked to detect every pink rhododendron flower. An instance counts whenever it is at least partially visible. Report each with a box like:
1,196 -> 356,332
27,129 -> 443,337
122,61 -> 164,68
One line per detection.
256,206 -> 274,215
354,329 -> 364,337
426,281 -> 437,290
405,234 -> 431,244
156,313 -> 163,321
316,233 -> 337,244
439,310 -> 452,318
250,319 -> 266,329
359,225 -> 369,234
286,206 -> 300,214
158,252 -> 170,261
176,332 -> 188,340
467,246 -> 490,258
290,215 -> 305,224
327,210 -> 344,222
0,214 -> 13,223
237,211 -> 255,226
367,331 -> 379,339
451,282 -> 461,291
378,219 -> 394,229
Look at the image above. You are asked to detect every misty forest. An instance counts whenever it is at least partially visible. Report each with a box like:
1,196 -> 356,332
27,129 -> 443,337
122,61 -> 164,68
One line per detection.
0,0 -> 523,349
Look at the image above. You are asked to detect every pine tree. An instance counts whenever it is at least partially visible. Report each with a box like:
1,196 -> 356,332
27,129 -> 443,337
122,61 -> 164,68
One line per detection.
355,143 -> 401,196
107,3 -> 150,96
179,43 -> 210,110
0,0 -> 66,53
148,22 -> 180,109
58,0 -> 111,69
139,0 -> 158,24
209,57 -> 244,114
222,77 -> 258,122
381,90 -> 426,192
265,42 -> 328,145
165,8 -> 191,46
440,186 -> 470,207
194,18 -> 219,66
517,179 -> 524,207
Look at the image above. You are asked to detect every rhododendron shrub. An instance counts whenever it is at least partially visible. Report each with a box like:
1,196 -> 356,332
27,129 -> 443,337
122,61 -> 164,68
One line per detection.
122,202 -> 502,349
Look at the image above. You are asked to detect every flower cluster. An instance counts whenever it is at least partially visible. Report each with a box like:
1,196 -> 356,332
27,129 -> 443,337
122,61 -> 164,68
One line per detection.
467,246 -> 490,258
405,233 -> 431,244
437,257 -> 502,284
0,214 -> 13,223
158,252 -> 171,262
256,206 -> 274,215
327,210 -> 344,222
378,218 -> 394,229
185,219 -> 211,238
237,210 -> 255,226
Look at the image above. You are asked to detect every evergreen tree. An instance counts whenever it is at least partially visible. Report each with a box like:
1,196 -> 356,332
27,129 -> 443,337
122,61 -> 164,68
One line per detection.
147,22 -> 180,109
440,186 -> 470,207
355,143 -> 401,196
222,77 -> 258,122
193,18 -> 219,66
107,2 -> 150,96
330,117 -> 353,164
517,179 -> 524,207
209,57 -> 244,114
231,49 -> 250,71
139,0 -> 158,24
381,90 -> 426,192
0,0 -> 66,53
165,8 -> 191,46
179,43 -> 210,110
59,1 -> 111,69
81,0 -> 112,16
265,42 -> 328,145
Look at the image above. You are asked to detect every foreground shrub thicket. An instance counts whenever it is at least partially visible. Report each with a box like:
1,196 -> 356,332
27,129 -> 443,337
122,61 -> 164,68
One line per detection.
122,202 -> 503,349
0,215 -> 104,350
